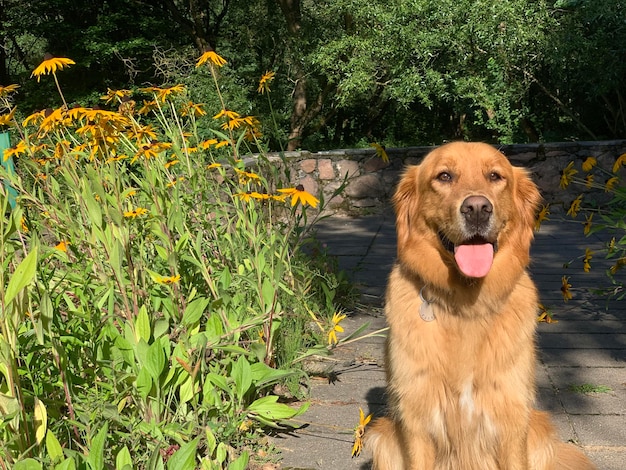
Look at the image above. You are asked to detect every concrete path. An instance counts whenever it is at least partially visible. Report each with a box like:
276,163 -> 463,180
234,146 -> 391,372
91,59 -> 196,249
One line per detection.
273,208 -> 626,470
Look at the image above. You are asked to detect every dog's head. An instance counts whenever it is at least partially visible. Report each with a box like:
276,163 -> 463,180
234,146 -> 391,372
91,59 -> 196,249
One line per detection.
394,142 -> 541,287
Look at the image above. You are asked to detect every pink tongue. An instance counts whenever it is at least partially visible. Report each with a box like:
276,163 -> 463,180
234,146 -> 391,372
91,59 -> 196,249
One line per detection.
454,243 -> 494,278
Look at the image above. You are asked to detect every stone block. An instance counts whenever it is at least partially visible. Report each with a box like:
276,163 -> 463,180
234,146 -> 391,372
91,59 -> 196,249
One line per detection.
345,174 -> 384,199
336,159 -> 360,179
300,159 -> 317,173
318,158 -> 335,180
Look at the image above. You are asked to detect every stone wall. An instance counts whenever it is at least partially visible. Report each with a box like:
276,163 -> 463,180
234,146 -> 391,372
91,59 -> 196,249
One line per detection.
263,140 -> 626,214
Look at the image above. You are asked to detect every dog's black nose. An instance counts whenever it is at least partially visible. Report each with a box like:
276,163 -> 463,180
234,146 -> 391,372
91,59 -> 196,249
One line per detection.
461,195 -> 493,228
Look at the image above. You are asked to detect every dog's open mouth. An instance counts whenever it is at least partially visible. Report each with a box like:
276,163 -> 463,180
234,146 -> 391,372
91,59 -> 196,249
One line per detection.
439,233 -> 497,278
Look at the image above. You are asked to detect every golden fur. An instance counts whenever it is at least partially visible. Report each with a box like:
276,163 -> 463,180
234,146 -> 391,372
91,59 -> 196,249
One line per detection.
366,142 -> 595,470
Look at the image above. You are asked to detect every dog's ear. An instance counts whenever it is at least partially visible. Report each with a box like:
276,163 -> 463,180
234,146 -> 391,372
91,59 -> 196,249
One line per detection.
393,166 -> 420,251
513,166 -> 542,232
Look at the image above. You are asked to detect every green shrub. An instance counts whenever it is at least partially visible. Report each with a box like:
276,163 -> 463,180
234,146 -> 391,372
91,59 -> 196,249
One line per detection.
0,53 -> 350,468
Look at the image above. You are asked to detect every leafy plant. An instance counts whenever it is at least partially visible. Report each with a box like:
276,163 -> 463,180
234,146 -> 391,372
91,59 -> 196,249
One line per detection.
0,51 -> 350,468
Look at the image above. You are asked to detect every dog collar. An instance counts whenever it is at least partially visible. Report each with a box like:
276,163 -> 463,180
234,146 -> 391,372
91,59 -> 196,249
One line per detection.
419,287 -> 436,322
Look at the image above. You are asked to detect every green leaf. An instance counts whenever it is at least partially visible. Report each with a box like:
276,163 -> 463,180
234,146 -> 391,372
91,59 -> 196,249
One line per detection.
136,367 -> 152,399
86,423 -> 108,470
82,184 -> 102,228
182,297 -> 210,327
178,374 -> 194,404
166,437 -> 199,470
227,452 -> 249,470
261,278 -> 275,313
247,396 -> 310,427
54,459 -> 76,470
46,429 -> 65,462
135,305 -> 151,343
13,459 -> 42,470
116,446 -> 133,470
144,341 -> 165,381
5,247 -> 38,306
231,356 -> 252,399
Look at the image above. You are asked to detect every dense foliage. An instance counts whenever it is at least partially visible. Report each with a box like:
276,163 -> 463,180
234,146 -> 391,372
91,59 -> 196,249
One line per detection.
0,0 -> 624,150
0,53 -> 353,468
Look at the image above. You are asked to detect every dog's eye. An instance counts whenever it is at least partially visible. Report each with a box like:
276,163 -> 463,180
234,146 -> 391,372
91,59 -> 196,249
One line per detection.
436,172 -> 453,182
489,172 -> 502,182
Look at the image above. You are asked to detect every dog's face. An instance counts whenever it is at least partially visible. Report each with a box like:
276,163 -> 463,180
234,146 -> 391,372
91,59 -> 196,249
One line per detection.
394,142 -> 541,285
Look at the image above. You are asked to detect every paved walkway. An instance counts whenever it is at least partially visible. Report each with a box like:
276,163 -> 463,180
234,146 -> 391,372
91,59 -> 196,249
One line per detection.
273,208 -> 626,470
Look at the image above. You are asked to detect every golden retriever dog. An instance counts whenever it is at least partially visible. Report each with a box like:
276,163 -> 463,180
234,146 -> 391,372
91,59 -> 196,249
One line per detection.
366,142 -> 595,470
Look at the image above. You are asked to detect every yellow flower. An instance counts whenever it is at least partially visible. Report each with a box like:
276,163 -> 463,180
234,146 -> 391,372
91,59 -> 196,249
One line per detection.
0,107 -> 17,127
534,204 -> 550,232
583,248 -> 593,273
124,207 -> 149,218
213,109 -> 240,120
582,157 -> 597,172
583,213 -> 593,235
200,139 -> 219,149
277,185 -> 320,208
561,276 -> 572,302
369,142 -> 389,163
0,84 -> 19,97
55,240 -> 69,252
206,162 -> 222,169
566,194 -> 583,218
605,176 -> 619,192
214,140 -> 230,149
4,140 -> 29,161
20,217 -> 28,233
258,71 -> 276,94
180,101 -> 206,117
352,407 -> 373,458
31,54 -> 75,82
234,168 -> 261,184
327,311 -> 346,346
196,50 -> 227,68
584,174 -> 594,189
155,274 -> 180,285
101,88 -> 132,104
141,85 -> 185,103
559,161 -> 577,189
608,237 -> 616,254
537,303 -> 558,323
164,159 -> 179,169
610,257 -> 626,275
612,153 -> 626,173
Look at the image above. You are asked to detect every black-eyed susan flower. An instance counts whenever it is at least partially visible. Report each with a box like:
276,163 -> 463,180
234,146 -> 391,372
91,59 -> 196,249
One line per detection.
214,140 -> 230,149
584,174 -> 594,189
4,140 -> 29,160
537,303 -> 557,323
0,84 -> 19,97
610,257 -> 626,275
327,311 -> 346,346
566,194 -> 583,218
200,139 -> 219,149
582,156 -> 597,172
101,88 -> 132,105
534,204 -> 550,232
612,153 -> 626,173
583,248 -> 593,273
0,107 -> 17,128
155,274 -> 180,285
277,185 -> 320,208
138,100 -> 159,115
206,162 -> 222,170
180,101 -> 206,117
141,85 -> 185,103
605,176 -> 619,192
583,213 -> 593,235
560,161 -> 577,189
213,109 -> 240,120
561,276 -> 572,302
234,168 -> 261,185
352,407 -> 372,458
124,207 -> 149,218
55,240 -> 69,252
369,142 -> 389,163
196,50 -> 227,68
31,54 -> 75,82
258,71 -> 276,94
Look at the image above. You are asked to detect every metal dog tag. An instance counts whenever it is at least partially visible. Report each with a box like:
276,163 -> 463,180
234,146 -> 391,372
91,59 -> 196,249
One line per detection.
419,287 -> 436,322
